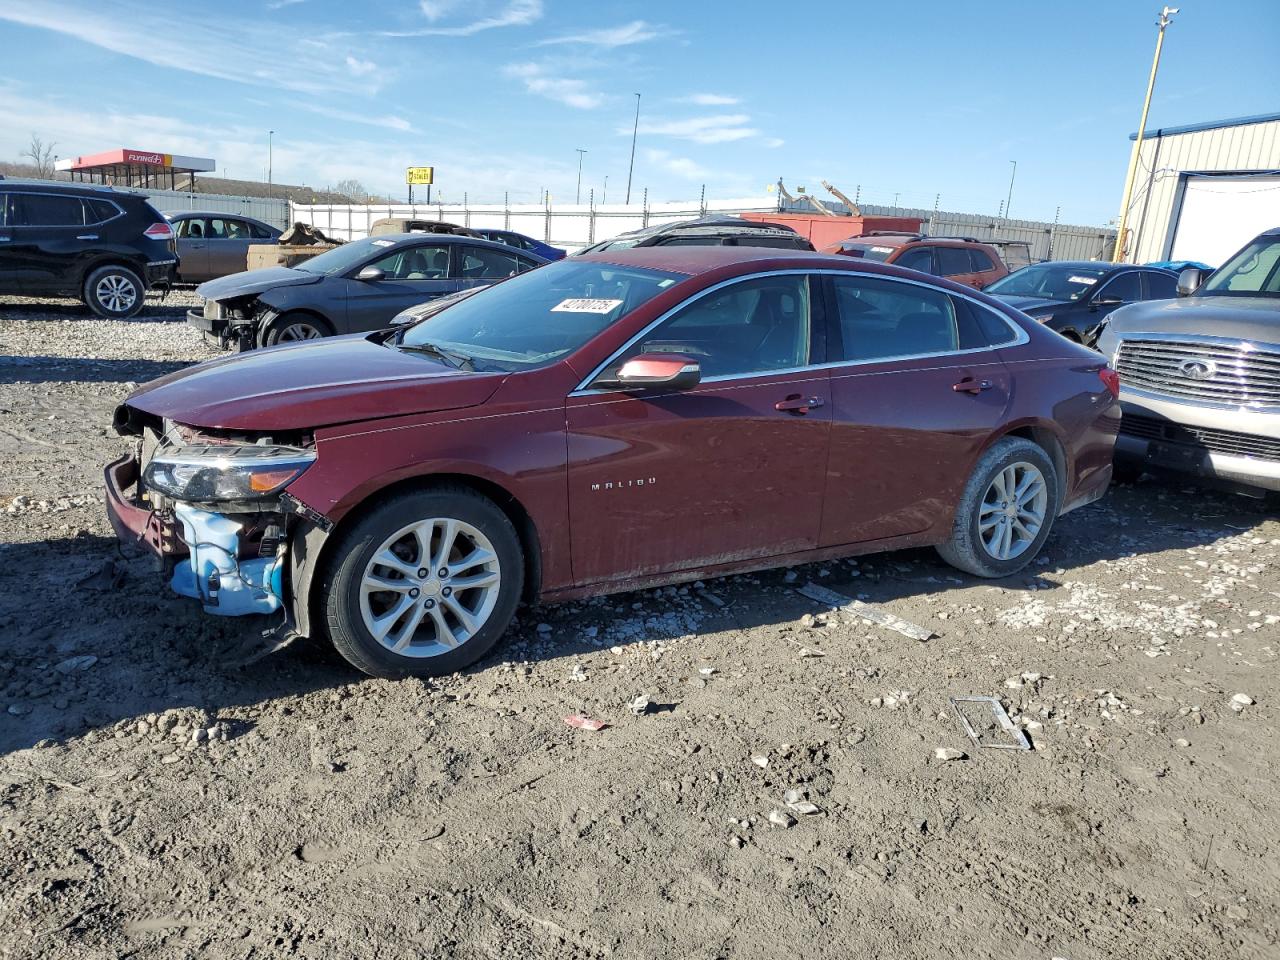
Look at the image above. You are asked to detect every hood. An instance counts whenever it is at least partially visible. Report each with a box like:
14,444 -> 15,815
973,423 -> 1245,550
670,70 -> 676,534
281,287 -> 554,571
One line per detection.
1105,295 -> 1280,344
125,334 -> 506,431
991,294 -> 1067,314
196,266 -> 323,301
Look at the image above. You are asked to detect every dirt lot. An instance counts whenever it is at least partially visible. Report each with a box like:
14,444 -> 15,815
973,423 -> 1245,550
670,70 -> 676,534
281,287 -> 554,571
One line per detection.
1,294 -> 1277,960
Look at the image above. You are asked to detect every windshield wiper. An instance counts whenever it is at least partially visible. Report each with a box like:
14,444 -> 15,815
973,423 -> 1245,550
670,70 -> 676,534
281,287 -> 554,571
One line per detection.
397,340 -> 475,371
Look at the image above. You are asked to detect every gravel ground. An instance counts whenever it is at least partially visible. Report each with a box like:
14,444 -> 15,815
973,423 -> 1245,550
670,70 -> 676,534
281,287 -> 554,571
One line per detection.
1,297 -> 1278,960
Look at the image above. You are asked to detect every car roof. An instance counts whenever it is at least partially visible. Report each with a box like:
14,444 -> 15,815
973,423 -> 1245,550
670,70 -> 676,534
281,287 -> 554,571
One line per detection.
163,210 -> 273,222
0,178 -> 148,201
578,244 -> 908,276
609,215 -> 801,242
357,232 -> 549,258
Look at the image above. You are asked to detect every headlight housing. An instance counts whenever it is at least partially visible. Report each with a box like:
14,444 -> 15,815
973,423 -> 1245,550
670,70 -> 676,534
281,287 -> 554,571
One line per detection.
143,444 -> 316,503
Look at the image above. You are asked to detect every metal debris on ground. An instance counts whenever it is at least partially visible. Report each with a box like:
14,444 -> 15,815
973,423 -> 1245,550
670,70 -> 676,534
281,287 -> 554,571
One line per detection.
563,715 -> 607,732
629,695 -> 652,716
797,583 -> 935,642
949,696 -> 1032,751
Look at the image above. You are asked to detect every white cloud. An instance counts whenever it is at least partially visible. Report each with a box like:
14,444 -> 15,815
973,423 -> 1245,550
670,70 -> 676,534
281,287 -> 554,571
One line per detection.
292,102 -> 413,133
384,0 -> 543,37
0,0 -> 367,96
632,113 -> 759,144
345,55 -> 376,76
538,20 -> 666,48
681,93 -> 739,106
644,148 -> 708,180
266,0 -> 306,8
504,62 -> 603,109
763,137 -> 785,148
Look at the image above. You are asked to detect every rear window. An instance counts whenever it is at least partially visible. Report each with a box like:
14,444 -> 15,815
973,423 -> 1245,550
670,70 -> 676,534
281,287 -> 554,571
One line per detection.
14,193 -> 86,226
729,235 -> 809,249
969,248 -> 995,271
84,199 -> 119,224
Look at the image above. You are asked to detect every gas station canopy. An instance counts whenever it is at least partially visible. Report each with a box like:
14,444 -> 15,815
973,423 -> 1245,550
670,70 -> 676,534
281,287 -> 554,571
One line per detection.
54,148 -> 216,190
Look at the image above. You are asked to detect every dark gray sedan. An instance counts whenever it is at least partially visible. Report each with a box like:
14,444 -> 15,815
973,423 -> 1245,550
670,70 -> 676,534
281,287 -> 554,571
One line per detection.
164,211 -> 282,283
187,233 -> 547,350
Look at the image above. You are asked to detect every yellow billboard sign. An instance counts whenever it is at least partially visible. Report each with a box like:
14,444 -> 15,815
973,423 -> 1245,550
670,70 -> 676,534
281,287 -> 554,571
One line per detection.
406,166 -> 434,185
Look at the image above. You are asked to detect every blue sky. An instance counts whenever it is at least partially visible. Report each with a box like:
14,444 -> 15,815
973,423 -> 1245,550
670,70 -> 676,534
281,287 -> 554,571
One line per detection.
0,0 -> 1276,225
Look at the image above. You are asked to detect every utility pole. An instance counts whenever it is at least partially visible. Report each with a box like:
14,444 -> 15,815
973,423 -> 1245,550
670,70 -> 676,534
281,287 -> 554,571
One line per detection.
603,175 -> 608,204
1113,5 -> 1178,262
268,130 -> 274,187
575,148 -> 587,204
625,93 -> 641,205
1005,160 -> 1017,221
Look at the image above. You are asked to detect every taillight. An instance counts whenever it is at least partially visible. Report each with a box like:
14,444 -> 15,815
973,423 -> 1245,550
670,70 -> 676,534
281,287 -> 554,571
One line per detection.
144,221 -> 175,240
1099,367 -> 1121,398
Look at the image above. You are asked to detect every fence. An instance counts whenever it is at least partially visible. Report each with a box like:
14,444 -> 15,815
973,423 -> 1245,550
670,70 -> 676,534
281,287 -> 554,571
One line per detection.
137,189 -> 291,230
291,193 -> 1115,262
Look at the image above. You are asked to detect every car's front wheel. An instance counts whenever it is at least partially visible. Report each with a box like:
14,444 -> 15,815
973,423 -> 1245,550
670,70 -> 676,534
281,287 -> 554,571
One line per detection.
320,487 -> 524,678
262,312 -> 333,346
936,437 -> 1059,578
84,265 -> 144,319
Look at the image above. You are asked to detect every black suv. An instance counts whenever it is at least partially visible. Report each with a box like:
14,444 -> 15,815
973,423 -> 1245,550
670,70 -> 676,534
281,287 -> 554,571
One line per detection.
0,180 -> 178,318
575,215 -> 815,254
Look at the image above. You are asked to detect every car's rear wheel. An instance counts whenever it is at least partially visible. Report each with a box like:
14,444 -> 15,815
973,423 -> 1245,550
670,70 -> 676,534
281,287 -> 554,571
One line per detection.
84,265 -> 144,319
936,437 -> 1059,578
320,487 -> 524,678
263,312 -> 332,346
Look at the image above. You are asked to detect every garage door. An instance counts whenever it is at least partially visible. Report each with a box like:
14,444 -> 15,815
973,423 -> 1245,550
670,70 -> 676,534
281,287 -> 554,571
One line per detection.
1170,175 -> 1280,267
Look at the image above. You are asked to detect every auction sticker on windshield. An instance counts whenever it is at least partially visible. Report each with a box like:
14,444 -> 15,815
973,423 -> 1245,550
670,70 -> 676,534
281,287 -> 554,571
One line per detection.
552,298 -> 624,313
1068,275 -> 1098,285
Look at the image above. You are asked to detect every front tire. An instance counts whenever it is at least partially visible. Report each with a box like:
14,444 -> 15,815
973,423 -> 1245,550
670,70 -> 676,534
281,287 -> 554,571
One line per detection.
262,312 -> 333,346
936,437 -> 1059,578
320,487 -> 524,679
84,265 -> 144,319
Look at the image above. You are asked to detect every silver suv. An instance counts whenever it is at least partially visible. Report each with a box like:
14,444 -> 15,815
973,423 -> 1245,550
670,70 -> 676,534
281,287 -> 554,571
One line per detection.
1097,227 -> 1280,494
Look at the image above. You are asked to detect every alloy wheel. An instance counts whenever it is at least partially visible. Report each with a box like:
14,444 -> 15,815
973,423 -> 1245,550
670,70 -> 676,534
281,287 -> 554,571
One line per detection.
978,461 -> 1048,562
277,321 -> 324,341
96,274 -> 138,313
358,517 -> 502,658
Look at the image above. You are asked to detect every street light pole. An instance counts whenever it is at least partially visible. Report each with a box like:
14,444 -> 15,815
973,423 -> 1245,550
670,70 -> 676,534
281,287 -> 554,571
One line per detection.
575,148 -> 587,205
1004,160 -> 1017,221
603,175 -> 608,204
1113,5 -> 1178,262
268,130 -> 274,187
625,93 -> 640,205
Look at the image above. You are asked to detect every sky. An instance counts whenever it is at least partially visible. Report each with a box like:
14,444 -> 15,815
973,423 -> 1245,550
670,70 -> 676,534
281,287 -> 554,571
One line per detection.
0,0 -> 1276,226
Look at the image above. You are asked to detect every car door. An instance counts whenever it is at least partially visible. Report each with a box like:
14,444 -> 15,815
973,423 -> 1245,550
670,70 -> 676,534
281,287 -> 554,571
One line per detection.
891,245 -> 935,276
454,243 -> 535,291
176,218 -> 211,281
1141,269 -> 1177,302
0,193 -> 17,292
1083,269 -> 1141,339
342,240 -> 458,331
820,273 -> 1015,546
8,192 -> 90,294
565,272 -> 831,586
937,246 -> 983,288
205,218 -> 253,279
966,247 -> 1003,289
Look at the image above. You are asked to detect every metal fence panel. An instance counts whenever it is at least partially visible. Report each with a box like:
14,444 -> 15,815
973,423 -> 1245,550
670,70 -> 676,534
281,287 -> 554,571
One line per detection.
291,196 -> 1113,262
131,189 -> 291,229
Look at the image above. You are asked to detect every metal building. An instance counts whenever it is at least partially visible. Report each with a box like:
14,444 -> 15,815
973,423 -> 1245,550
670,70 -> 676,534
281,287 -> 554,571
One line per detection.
1123,112 -> 1280,267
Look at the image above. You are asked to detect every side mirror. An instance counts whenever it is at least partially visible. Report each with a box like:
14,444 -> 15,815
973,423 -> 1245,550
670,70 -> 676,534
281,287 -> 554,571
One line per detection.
614,353 -> 701,391
356,265 -> 386,281
1176,267 -> 1203,297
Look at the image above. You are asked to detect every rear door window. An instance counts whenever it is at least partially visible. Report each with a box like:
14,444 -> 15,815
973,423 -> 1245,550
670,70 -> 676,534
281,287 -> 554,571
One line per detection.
457,244 -> 527,279
937,247 -> 974,277
954,297 -> 1019,348
893,246 -> 934,273
14,193 -> 86,226
969,248 -> 995,272
832,275 -> 959,361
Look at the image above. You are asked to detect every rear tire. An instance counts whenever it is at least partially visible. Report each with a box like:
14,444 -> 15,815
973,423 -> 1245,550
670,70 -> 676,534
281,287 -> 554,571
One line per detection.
84,265 -> 144,319
262,312 -> 333,346
937,437 -> 1059,578
320,487 -> 524,679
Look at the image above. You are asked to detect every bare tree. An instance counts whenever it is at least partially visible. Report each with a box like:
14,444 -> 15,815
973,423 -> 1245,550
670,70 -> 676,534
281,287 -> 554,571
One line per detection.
334,178 -> 369,202
21,135 -> 57,179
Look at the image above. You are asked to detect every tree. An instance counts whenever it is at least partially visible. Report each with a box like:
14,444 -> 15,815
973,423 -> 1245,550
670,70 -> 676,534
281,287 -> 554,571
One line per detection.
22,135 -> 57,179
334,178 -> 369,202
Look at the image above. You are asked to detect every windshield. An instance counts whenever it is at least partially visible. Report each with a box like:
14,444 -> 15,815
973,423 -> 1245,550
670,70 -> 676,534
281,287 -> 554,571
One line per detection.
1200,237 -> 1280,297
837,242 -> 895,262
293,237 -> 387,275
400,259 -> 685,371
986,263 -> 1108,301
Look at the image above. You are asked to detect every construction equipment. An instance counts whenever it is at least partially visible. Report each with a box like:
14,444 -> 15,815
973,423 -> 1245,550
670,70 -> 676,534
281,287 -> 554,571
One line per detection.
822,180 -> 862,217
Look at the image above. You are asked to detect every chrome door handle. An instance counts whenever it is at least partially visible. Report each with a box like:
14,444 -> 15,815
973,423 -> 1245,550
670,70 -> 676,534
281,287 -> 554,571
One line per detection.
953,378 -> 993,394
77,234 -> 98,240
775,395 -> 824,414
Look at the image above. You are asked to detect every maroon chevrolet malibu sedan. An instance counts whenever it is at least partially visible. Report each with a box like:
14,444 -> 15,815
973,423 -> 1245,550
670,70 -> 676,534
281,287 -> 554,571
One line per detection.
106,247 -> 1119,678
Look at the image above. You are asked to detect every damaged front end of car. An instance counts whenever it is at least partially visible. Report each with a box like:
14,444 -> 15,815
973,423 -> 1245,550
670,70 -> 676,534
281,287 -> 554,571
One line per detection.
106,407 -> 331,640
190,296 -> 278,351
